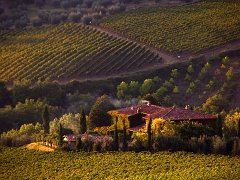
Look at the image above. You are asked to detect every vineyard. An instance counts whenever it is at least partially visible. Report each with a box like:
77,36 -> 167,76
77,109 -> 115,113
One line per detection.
99,1 -> 240,54
0,23 -> 162,82
1,147 -> 240,179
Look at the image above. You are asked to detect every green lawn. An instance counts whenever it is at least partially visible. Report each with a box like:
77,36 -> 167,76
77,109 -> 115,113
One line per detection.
1,146 -> 240,179
99,1 -> 240,54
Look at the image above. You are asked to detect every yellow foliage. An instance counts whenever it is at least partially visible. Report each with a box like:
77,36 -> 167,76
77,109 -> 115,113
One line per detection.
225,112 -> 240,129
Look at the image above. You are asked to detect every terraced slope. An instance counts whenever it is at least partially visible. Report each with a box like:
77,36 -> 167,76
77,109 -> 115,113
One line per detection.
99,1 -> 240,54
0,23 -> 162,82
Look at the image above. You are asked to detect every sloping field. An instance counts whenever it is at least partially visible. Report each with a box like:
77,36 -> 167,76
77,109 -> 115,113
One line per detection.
99,1 -> 240,54
1,147 -> 240,179
0,23 -> 162,82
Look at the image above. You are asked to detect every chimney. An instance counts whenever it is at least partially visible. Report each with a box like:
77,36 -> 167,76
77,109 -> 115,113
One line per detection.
185,105 -> 190,110
137,107 -> 142,113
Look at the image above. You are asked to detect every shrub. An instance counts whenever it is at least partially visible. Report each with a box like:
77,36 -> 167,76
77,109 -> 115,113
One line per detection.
175,122 -> 215,139
68,12 -> 82,22
131,131 -> 147,152
224,111 -> 240,137
82,15 -> 92,25
153,135 -> 185,152
81,134 -> 113,152
232,138 -> 240,155
108,3 -> 126,15
32,18 -> 42,27
0,123 -> 43,147
187,136 -> 212,154
212,136 -> 227,154
206,80 -> 215,89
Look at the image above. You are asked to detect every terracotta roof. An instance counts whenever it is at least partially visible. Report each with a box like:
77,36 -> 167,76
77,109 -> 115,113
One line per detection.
111,104 -> 172,116
151,106 -> 216,121
111,104 -> 216,121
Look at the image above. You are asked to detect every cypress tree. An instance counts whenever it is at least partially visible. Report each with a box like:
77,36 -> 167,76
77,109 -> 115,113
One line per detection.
237,119 -> 240,138
80,109 -> 87,134
122,119 -> 128,151
76,136 -> 82,152
217,114 -> 223,137
42,106 -> 50,134
147,118 -> 152,151
114,117 -> 119,151
59,123 -> 63,147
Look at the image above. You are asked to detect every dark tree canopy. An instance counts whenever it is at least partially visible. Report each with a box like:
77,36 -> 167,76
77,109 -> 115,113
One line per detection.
0,82 -> 11,108
89,95 -> 115,127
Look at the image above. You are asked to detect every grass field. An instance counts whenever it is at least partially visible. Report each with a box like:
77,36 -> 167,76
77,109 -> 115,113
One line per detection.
0,23 -> 162,82
99,1 -> 240,54
1,147 -> 240,179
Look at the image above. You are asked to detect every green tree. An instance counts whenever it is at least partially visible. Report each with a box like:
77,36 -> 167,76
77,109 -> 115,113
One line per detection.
140,79 -> 155,95
142,93 -> 158,105
117,81 -> 128,99
58,123 -> 63,147
129,81 -> 140,97
122,119 -> 128,151
89,95 -> 115,128
153,86 -> 168,101
147,118 -> 152,151
202,94 -> 227,114
184,73 -> 192,82
187,64 -> 194,74
173,86 -> 179,93
226,67 -> 233,81
42,106 -> 50,134
222,56 -> 230,65
171,69 -> 179,78
80,109 -> 87,134
198,62 -> 211,80
114,117 -> 119,151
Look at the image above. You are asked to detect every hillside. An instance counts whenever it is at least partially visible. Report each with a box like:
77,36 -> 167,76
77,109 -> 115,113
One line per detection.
99,1 -> 240,54
0,23 -> 163,82
1,147 -> 240,179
